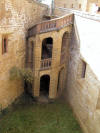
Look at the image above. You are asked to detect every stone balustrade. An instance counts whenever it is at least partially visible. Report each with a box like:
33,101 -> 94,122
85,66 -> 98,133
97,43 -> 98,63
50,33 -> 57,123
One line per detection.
28,13 -> 74,37
40,58 -> 52,70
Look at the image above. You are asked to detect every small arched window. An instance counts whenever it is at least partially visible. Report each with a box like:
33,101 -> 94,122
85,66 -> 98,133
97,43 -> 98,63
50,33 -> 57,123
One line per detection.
2,35 -> 8,54
81,60 -> 87,78
71,4 -> 73,8
79,4 -> 81,9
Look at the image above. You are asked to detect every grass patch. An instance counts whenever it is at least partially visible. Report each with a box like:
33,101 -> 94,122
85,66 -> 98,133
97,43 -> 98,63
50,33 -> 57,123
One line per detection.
0,96 -> 82,133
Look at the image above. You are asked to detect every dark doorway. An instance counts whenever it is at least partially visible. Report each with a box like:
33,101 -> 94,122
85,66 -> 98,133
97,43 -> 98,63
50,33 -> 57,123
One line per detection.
40,75 -> 50,96
57,68 -> 65,96
61,32 -> 69,64
41,37 -> 53,59
24,81 -> 32,96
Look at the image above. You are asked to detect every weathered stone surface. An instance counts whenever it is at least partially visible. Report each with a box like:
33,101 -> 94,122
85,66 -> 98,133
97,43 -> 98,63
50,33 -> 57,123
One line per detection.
64,13 -> 100,133
55,0 -> 100,12
1,1 -> 100,133
27,25 -> 72,99
0,0 -> 48,109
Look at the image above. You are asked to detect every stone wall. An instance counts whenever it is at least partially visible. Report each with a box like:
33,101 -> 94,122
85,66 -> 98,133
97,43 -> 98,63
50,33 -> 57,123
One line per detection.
86,0 -> 100,12
55,0 -> 87,11
55,0 -> 100,12
0,0 -> 48,109
54,7 -> 100,132
64,12 -> 100,133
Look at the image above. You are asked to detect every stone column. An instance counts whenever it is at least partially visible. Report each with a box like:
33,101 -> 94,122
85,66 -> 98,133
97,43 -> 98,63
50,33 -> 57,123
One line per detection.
33,71 -> 40,97
49,33 -> 62,99
49,70 -> 59,99
33,35 -> 41,97
0,35 -> 2,57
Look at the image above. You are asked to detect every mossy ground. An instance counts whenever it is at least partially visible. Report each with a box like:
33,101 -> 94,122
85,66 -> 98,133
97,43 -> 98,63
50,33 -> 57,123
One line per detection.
0,95 -> 82,133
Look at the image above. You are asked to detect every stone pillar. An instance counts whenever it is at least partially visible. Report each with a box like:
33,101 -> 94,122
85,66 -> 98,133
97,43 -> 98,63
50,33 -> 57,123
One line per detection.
32,35 -> 41,97
57,68 -> 66,96
49,33 -> 62,99
49,70 -> 59,99
33,71 -> 40,97
0,35 -> 2,57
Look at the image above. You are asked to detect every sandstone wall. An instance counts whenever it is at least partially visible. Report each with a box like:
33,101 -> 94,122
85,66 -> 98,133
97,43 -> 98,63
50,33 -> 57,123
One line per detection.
54,0 -> 87,11
0,0 -> 48,108
64,13 -> 100,133
86,0 -> 100,11
55,0 -> 100,12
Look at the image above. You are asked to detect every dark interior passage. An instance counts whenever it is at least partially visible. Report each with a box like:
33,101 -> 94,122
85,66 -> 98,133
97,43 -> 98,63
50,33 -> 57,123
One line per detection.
41,37 -> 53,59
60,32 -> 69,64
24,81 -> 32,96
40,75 -> 50,96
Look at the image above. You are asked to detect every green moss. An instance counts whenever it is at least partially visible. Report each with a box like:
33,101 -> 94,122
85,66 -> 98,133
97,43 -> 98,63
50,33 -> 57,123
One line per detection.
0,99 -> 82,133
9,66 -> 33,84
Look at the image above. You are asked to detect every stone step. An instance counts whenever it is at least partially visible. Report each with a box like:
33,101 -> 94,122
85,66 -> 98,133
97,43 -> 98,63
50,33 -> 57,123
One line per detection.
37,95 -> 49,103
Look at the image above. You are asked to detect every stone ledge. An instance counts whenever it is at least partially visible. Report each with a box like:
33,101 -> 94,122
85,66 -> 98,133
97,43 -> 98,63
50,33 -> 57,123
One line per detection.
55,7 -> 100,22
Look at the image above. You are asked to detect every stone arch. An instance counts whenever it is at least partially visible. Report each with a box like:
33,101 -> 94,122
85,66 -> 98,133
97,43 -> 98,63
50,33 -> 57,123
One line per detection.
41,37 -> 53,59
40,74 -> 50,96
57,67 -> 65,96
96,90 -> 100,109
26,40 -> 34,69
60,32 -> 70,64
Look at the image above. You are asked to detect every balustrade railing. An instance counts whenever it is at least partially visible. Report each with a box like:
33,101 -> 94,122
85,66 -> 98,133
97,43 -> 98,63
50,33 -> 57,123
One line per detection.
40,58 -> 52,70
28,14 -> 74,37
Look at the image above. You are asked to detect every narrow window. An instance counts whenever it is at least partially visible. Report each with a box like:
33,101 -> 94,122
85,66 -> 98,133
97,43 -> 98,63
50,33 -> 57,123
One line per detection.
79,4 -> 81,9
81,60 -> 86,78
98,7 -> 100,12
2,36 -> 8,54
71,4 -> 73,8
64,4 -> 66,8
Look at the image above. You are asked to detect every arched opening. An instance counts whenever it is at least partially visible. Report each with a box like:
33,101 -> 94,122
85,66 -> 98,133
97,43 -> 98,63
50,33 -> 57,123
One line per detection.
57,68 -> 65,96
26,41 -> 34,69
40,75 -> 50,96
24,81 -> 32,96
96,91 -> 100,109
61,32 -> 69,64
41,37 -> 53,59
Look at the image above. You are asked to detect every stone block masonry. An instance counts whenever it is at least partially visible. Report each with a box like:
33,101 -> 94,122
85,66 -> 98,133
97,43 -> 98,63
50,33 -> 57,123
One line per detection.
0,0 -> 48,109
